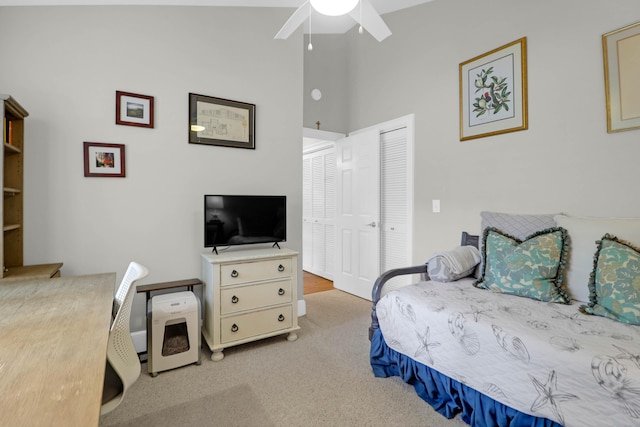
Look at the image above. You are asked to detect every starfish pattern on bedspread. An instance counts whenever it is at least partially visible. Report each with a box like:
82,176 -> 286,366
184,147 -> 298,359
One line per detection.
529,370 -> 578,426
414,326 -> 440,365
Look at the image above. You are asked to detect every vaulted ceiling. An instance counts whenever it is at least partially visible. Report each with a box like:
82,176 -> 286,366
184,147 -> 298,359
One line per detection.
0,0 -> 434,34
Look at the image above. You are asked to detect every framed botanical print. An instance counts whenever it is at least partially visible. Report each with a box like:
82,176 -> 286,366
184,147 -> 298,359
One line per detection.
460,37 -> 528,141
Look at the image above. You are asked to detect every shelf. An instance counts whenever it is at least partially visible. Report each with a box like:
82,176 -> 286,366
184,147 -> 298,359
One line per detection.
4,142 -> 21,155
0,263 -> 63,281
2,95 -> 28,279
3,224 -> 20,232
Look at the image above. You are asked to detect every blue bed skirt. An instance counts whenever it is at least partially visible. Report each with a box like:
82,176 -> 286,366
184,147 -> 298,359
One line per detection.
370,328 -> 562,427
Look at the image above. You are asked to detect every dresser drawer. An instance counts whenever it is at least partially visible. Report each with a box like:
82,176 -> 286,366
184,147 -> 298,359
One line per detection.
220,258 -> 292,286
220,280 -> 292,315
221,305 -> 293,344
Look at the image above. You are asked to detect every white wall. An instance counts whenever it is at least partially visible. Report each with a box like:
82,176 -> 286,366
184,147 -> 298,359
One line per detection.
303,34 -> 349,133
340,0 -> 640,263
0,6 -> 303,332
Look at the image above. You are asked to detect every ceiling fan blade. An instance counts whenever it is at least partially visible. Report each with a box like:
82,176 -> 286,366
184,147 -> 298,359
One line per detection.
275,1 -> 311,40
348,0 -> 392,42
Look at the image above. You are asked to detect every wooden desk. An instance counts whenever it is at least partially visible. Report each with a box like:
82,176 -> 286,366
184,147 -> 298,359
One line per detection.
0,273 -> 116,427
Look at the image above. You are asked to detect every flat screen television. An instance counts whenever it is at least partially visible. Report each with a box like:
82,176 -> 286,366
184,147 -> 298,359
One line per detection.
204,195 -> 286,252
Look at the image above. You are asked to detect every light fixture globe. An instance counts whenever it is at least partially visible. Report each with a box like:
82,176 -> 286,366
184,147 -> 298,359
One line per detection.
310,0 -> 359,16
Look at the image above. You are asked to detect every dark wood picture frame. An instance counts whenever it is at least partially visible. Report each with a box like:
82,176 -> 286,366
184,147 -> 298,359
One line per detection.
189,93 -> 255,149
83,142 -> 126,178
116,91 -> 154,128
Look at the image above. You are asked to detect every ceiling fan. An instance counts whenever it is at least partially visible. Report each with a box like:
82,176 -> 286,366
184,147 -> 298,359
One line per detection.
274,0 -> 392,42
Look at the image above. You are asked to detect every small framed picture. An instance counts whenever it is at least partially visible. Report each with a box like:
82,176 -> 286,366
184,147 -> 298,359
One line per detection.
83,142 -> 126,178
116,91 -> 154,128
189,93 -> 255,149
603,21 -> 640,133
459,37 -> 528,141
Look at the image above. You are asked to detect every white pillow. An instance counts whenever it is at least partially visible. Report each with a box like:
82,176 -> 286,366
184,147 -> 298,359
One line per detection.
427,246 -> 481,282
554,215 -> 640,302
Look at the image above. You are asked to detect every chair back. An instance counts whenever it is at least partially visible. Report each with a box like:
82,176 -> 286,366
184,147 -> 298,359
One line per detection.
101,261 -> 149,415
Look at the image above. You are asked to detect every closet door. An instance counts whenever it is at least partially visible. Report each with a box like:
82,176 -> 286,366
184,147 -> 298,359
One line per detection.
380,126 -> 413,292
323,150 -> 335,278
302,146 -> 336,280
302,156 -> 313,271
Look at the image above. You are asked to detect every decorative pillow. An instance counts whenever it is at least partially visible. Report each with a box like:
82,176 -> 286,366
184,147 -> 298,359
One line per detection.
475,227 -> 571,303
580,234 -> 640,325
554,215 -> 640,302
427,245 -> 481,282
477,212 -> 560,279
481,211 -> 559,241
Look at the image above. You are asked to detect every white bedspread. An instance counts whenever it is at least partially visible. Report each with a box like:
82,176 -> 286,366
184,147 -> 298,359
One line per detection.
376,278 -> 640,427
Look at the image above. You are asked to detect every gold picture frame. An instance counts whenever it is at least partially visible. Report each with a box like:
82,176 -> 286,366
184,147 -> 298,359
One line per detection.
459,37 -> 528,141
603,21 -> 640,133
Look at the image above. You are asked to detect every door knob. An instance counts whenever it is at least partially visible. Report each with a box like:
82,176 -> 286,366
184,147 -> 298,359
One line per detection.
365,222 -> 377,228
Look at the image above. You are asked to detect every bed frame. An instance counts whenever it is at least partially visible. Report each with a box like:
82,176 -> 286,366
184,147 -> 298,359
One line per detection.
369,232 -> 478,340
368,232 -> 561,427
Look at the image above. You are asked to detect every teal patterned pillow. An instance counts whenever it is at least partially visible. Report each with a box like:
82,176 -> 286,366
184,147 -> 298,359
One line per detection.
580,234 -> 640,325
475,227 -> 571,303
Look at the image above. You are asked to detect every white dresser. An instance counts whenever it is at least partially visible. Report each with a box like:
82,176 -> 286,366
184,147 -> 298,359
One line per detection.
201,247 -> 299,361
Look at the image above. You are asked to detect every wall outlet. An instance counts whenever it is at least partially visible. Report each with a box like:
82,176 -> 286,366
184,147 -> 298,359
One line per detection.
432,199 -> 440,213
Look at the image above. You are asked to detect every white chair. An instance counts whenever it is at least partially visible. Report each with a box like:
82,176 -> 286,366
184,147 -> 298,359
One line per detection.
101,261 -> 149,415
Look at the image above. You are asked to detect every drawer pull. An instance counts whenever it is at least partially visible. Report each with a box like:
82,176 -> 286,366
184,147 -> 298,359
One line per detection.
278,288 -> 285,296
278,314 -> 285,322
231,324 -> 239,333
230,270 -> 239,278
278,264 -> 285,272
231,295 -> 239,304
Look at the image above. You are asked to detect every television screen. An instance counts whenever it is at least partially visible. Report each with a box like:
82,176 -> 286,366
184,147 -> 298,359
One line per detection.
204,195 -> 286,249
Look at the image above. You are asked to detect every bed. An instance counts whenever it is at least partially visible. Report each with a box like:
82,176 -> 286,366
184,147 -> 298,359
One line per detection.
369,213 -> 640,427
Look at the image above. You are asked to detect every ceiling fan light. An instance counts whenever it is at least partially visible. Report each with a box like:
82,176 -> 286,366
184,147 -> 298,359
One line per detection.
310,0 -> 359,16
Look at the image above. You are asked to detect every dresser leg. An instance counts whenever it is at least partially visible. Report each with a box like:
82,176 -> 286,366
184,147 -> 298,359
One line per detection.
211,349 -> 224,361
287,332 -> 298,342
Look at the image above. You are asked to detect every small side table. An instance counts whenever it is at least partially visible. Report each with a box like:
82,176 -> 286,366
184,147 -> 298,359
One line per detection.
136,278 -> 203,362
137,278 -> 202,304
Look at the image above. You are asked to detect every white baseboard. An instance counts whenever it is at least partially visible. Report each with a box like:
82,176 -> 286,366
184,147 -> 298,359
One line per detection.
298,298 -> 306,316
132,330 -> 147,353
132,300 -> 307,354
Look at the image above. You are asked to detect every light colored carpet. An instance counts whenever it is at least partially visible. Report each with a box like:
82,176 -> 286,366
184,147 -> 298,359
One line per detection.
99,289 -> 467,427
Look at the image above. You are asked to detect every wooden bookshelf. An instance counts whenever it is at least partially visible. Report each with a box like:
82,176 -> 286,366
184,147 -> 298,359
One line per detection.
1,95 -> 62,280
1,95 -> 27,277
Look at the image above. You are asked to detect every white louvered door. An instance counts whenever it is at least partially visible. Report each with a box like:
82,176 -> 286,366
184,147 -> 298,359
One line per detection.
302,147 -> 336,280
379,126 -> 413,292
302,156 -> 312,271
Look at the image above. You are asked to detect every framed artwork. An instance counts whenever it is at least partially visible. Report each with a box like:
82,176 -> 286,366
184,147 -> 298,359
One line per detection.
83,142 -> 126,178
116,91 -> 154,128
189,93 -> 255,149
603,22 -> 640,133
459,37 -> 528,141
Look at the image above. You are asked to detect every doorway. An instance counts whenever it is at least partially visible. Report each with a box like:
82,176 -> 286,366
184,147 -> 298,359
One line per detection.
302,114 -> 415,301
